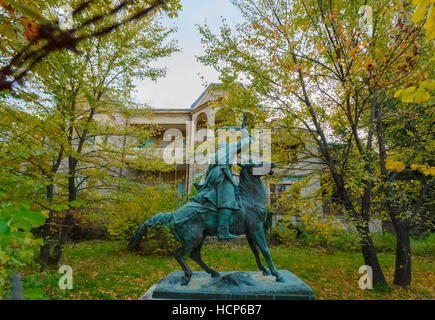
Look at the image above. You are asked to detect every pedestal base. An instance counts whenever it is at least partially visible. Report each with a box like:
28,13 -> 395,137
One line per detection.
140,270 -> 314,300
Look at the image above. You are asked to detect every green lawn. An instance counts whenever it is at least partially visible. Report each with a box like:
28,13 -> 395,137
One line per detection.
40,240 -> 435,300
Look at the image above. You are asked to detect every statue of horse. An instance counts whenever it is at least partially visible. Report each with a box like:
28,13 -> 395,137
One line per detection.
127,162 -> 284,285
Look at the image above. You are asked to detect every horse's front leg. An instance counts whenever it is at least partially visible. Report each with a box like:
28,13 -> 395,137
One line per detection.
246,233 -> 271,275
251,230 -> 285,282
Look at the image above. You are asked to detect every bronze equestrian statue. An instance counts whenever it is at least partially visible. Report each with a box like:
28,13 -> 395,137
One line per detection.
191,132 -> 250,240
128,128 -> 284,285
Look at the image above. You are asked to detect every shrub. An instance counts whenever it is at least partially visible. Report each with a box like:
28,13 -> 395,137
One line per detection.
372,232 -> 397,252
411,232 -> 435,256
331,231 -> 361,252
70,208 -> 108,241
274,210 -> 435,256
106,183 -> 182,240
298,212 -> 345,250
272,215 -> 298,247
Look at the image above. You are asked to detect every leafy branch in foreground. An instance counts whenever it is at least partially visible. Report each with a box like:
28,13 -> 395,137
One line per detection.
0,0 -> 180,91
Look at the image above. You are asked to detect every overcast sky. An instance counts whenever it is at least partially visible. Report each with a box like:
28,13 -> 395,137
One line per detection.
132,0 -> 243,109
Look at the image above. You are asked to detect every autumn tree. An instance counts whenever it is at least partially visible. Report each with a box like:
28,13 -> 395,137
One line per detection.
198,0 -> 433,286
0,0 -> 180,264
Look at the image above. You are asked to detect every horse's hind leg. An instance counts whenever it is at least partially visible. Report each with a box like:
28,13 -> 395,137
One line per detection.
251,230 -> 285,282
246,234 -> 271,276
174,245 -> 193,285
190,241 -> 220,278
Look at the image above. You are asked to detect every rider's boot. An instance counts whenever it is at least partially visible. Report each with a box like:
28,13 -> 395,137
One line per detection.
217,208 -> 238,240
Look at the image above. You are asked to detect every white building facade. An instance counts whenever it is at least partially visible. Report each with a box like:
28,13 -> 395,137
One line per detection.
106,83 -> 322,213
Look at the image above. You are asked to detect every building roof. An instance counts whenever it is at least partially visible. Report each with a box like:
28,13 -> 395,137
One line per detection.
190,83 -> 221,110
151,108 -> 191,113
148,83 -> 222,114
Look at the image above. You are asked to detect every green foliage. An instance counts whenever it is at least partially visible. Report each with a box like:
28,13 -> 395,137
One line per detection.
272,211 -> 433,254
0,0 -> 181,265
0,201 -> 45,298
272,215 -> 298,247
21,272 -> 48,300
410,232 -> 435,256
289,227 -> 435,256
40,240 -> 435,300
105,183 -> 181,240
297,213 -> 345,250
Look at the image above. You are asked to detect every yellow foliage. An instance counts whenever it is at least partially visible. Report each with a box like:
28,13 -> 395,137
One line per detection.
425,5 -> 435,39
401,86 -> 417,103
412,0 -> 425,6
412,3 -> 427,23
273,224 -> 298,247
411,163 -> 420,170
409,163 -> 435,176
423,167 -> 435,176
421,80 -> 435,90
394,82 -> 433,104
105,184 -> 181,240
393,89 -> 403,98
385,159 -> 406,172
299,212 -> 344,248
414,88 -> 431,103
411,0 -> 435,39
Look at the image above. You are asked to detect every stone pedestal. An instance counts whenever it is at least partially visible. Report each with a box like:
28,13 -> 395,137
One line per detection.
140,270 -> 314,300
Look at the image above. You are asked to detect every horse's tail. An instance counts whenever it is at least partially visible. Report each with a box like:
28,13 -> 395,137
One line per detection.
264,209 -> 273,232
127,212 -> 173,251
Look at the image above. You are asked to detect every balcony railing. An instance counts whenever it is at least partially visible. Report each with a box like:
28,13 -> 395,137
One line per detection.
126,147 -> 187,161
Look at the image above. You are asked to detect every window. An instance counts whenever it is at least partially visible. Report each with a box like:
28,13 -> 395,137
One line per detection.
193,171 -> 205,185
282,176 -> 303,183
143,138 -> 156,149
86,135 -> 95,145
138,138 -> 155,149
177,183 -> 186,196
270,176 -> 302,209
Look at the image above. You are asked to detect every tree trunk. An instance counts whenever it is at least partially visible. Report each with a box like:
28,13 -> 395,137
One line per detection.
51,161 -> 77,264
357,92 -> 387,286
393,219 -> 411,286
375,100 -> 411,286
384,185 -> 411,286
40,184 -> 55,264
52,210 -> 75,264
360,227 -> 387,286
341,190 -> 387,286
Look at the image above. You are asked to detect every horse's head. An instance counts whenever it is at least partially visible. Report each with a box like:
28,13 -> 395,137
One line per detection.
238,161 -> 276,206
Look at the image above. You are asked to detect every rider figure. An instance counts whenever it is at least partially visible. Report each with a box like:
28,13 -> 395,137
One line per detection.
192,128 -> 251,240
